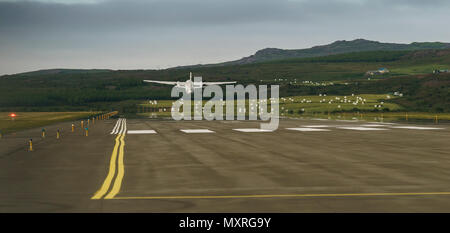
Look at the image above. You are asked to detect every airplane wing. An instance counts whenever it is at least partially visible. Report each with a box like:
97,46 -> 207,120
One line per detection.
203,81 -> 237,85
143,80 -> 178,85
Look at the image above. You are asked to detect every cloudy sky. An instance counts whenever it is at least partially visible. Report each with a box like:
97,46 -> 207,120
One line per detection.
1,0 -> 449,75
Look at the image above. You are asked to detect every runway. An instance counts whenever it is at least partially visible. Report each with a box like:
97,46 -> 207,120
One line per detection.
1,117 -> 450,212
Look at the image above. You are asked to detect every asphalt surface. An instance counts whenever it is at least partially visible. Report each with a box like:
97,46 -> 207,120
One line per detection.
1,117 -> 450,212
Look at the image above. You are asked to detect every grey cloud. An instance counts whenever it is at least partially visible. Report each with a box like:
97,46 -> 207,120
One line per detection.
0,0 -> 295,32
2,0 -> 448,33
1,0 -> 450,75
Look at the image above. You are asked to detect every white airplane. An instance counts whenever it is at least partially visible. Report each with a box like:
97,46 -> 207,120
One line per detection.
143,72 -> 236,94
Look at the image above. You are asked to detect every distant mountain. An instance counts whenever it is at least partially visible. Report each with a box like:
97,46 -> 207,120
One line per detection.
7,39 -> 450,75
176,39 -> 450,68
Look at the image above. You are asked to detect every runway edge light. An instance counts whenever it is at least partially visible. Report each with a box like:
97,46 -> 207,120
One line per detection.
29,139 -> 33,152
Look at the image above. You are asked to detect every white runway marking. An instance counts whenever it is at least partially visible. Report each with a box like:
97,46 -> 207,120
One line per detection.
301,125 -> 332,128
111,118 -> 127,134
118,119 -> 127,134
367,122 -> 396,125
391,126 -> 444,130
336,120 -> 359,122
360,124 -> 388,127
338,127 -> 388,131
233,128 -> 274,133
180,129 -> 215,133
110,118 -> 121,134
312,118 -> 329,121
287,128 -> 331,132
127,130 -> 157,134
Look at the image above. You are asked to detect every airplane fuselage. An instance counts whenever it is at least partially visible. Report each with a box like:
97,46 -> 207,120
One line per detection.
177,80 -> 203,94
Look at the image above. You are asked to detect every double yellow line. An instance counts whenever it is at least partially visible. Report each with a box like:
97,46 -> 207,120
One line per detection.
92,133 -> 126,199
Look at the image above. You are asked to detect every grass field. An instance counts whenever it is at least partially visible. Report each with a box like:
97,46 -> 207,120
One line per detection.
0,112 -> 99,134
135,94 -> 450,123
288,112 -> 450,122
390,64 -> 450,76
278,94 -> 402,114
137,94 -> 402,113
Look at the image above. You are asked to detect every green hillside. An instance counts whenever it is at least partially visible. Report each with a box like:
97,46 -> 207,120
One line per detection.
15,69 -> 112,76
1,49 -> 449,113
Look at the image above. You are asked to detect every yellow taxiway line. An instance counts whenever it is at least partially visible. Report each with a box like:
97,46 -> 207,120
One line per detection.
105,133 -> 126,199
92,133 -> 126,199
113,192 -> 450,200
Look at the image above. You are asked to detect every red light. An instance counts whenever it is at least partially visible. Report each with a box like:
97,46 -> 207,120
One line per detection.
9,113 -> 17,117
